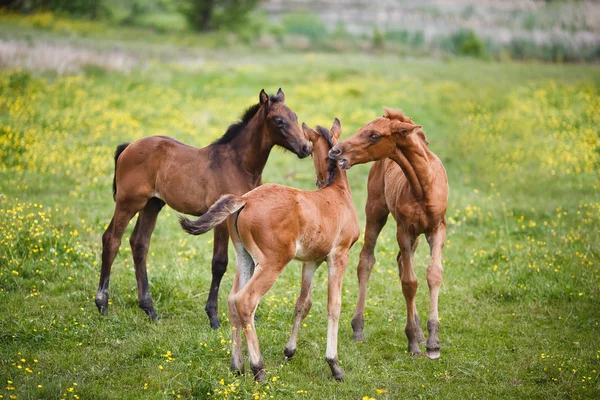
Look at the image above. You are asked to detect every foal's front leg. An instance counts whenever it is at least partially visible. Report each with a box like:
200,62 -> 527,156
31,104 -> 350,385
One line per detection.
425,223 -> 446,359
325,250 -> 349,381
285,261 -> 319,359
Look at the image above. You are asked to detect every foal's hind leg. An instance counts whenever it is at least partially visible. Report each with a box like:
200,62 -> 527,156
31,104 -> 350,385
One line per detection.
425,223 -> 446,359
205,223 -> 229,329
351,190 -> 389,341
397,228 -> 421,355
229,241 -> 254,375
325,250 -> 349,381
401,237 -> 426,344
129,198 -> 164,319
96,201 -> 142,314
284,261 -> 319,358
234,262 -> 286,382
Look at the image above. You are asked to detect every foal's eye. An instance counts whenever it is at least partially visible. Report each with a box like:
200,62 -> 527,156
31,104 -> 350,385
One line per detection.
274,117 -> 285,126
369,133 -> 381,141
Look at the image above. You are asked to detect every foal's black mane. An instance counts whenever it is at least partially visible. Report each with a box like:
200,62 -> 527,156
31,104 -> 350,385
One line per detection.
212,95 -> 282,145
316,125 -> 338,187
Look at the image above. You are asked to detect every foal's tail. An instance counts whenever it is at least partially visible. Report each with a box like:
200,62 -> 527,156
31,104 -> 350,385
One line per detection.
112,142 -> 130,201
179,194 -> 246,235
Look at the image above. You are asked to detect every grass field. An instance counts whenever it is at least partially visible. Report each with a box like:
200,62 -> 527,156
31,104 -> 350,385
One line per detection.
1,52 -> 599,399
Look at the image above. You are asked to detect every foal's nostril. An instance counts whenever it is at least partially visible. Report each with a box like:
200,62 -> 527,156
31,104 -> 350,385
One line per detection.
302,144 -> 311,155
328,147 -> 342,159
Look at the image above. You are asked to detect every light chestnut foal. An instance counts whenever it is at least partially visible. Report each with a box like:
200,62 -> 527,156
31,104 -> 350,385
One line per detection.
180,119 -> 359,381
328,108 -> 448,359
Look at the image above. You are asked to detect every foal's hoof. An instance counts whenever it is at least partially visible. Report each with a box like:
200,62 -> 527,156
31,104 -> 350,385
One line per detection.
326,357 -> 344,382
408,343 -> 422,356
332,370 -> 345,382
351,316 -> 364,342
283,346 -> 296,359
146,310 -> 160,321
206,312 -> 220,330
252,367 -> 265,383
352,331 -> 364,342
205,306 -> 221,330
426,349 -> 440,359
95,297 -> 108,315
141,307 -> 159,320
209,319 -> 221,330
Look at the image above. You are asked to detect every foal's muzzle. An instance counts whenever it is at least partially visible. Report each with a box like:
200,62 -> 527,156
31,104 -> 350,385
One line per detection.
328,146 -> 350,169
297,143 -> 312,158
328,146 -> 342,159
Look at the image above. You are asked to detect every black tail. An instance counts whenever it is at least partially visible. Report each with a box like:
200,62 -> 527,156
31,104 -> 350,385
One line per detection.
179,195 -> 246,235
112,142 -> 130,201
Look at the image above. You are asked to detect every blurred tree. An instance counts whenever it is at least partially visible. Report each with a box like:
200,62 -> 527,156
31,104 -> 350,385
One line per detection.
3,0 -> 103,19
180,0 -> 260,31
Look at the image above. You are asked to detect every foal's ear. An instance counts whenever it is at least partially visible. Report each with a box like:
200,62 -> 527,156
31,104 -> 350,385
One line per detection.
302,122 -> 319,143
390,119 -> 421,137
276,88 -> 285,102
330,117 -> 342,143
259,89 -> 269,106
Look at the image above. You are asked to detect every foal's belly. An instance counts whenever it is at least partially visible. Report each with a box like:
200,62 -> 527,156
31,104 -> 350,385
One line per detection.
294,236 -> 331,262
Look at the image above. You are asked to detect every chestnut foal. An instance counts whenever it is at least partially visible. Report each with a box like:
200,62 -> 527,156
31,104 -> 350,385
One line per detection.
180,119 -> 359,381
97,89 -> 311,327
329,108 -> 448,359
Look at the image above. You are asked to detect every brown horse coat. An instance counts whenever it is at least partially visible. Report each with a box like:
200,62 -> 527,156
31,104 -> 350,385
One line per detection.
180,119 -> 359,381
329,108 -> 448,359
96,89 -> 311,328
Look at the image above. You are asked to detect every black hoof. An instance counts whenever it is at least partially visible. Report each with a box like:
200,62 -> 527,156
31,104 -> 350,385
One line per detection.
333,372 -> 345,382
251,365 -> 265,383
326,357 -> 345,382
95,298 -> 108,315
352,331 -> 364,342
144,309 -> 159,320
209,318 -> 221,330
351,317 -> 365,341
284,347 -> 296,359
205,306 -> 220,329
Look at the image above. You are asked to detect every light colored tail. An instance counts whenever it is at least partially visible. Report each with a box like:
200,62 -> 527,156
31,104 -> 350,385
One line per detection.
179,194 -> 246,235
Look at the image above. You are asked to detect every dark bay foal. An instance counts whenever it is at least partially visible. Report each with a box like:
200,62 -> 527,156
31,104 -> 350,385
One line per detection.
96,89 -> 311,328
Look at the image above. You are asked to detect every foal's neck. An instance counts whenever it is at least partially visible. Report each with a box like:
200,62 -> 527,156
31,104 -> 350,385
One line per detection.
321,166 -> 351,196
231,112 -> 273,179
391,138 -> 435,202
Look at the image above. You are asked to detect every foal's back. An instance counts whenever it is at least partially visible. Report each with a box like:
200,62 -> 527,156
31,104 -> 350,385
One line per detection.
115,135 -> 250,216
235,183 -> 358,263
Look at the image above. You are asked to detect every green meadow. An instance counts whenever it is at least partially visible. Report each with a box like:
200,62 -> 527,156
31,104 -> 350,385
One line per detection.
1,49 -> 599,398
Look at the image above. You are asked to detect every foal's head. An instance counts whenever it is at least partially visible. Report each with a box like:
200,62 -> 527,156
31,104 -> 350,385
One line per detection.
302,118 -> 342,188
259,88 -> 311,158
328,108 -> 426,169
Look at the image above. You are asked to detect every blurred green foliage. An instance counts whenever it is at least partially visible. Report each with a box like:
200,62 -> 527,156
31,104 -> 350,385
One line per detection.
4,0 -> 107,18
280,11 -> 326,42
1,1 -> 598,62
179,0 -> 260,31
